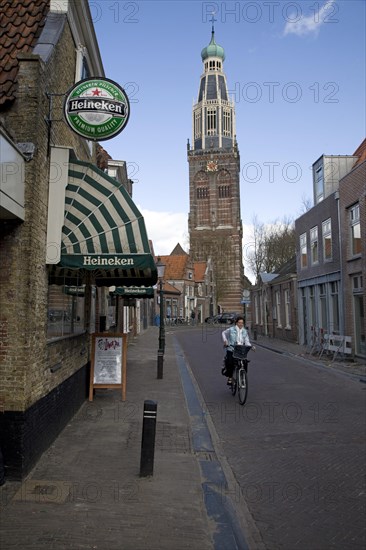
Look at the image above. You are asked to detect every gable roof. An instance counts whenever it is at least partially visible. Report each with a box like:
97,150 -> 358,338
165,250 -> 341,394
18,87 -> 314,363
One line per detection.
194,261 -> 207,282
161,281 -> 181,295
0,0 -> 50,107
353,138 -> 366,166
160,254 -> 193,280
170,243 -> 187,256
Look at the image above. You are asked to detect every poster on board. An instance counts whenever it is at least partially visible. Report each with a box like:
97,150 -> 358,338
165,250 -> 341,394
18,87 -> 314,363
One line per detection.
89,333 -> 127,401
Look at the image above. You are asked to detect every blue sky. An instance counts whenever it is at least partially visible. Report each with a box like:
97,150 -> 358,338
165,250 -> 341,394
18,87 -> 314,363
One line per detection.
91,0 -> 365,274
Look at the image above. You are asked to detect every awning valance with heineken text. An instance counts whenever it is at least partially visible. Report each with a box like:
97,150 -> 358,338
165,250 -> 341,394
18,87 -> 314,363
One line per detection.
111,286 -> 155,298
48,160 -> 157,287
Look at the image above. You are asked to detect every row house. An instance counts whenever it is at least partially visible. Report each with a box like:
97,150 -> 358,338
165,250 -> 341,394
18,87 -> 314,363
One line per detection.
295,141 -> 365,358
251,258 -> 298,342
338,141 -> 366,357
157,244 -> 216,324
250,139 -> 365,360
0,0 -> 156,479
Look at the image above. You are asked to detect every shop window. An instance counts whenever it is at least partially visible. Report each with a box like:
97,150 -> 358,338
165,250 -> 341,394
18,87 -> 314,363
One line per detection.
309,286 -> 316,329
47,284 -> 86,339
330,281 -> 340,334
319,283 -> 328,332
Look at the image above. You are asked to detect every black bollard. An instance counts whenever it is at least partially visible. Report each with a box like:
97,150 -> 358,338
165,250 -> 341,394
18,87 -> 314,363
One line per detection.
157,349 -> 164,379
139,400 -> 158,477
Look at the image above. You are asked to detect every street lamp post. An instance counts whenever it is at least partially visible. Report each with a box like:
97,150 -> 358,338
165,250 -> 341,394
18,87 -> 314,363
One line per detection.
156,257 -> 166,378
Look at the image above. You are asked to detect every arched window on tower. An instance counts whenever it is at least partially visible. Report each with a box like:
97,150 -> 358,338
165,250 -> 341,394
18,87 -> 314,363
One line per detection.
217,170 -> 232,226
194,171 -> 210,225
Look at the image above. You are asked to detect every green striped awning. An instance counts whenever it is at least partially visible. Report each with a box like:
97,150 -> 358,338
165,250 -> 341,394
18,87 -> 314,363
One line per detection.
48,160 -> 157,287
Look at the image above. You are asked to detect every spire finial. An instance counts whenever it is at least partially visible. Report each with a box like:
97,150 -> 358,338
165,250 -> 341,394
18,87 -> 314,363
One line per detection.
210,13 -> 216,34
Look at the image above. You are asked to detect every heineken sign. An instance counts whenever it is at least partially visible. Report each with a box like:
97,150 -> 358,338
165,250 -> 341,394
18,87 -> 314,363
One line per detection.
64,77 -> 130,141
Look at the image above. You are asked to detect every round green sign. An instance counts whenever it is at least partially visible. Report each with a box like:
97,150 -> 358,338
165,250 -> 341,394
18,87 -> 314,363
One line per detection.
64,77 -> 130,141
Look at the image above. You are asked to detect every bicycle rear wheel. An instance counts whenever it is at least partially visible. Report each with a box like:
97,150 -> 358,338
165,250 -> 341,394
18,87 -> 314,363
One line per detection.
231,374 -> 237,396
237,367 -> 248,405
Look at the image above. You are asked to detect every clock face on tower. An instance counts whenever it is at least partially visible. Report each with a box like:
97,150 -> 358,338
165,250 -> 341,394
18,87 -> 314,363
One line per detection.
206,160 -> 218,172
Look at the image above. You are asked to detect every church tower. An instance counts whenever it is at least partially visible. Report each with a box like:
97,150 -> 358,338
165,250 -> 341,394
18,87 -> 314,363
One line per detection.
188,21 -> 244,312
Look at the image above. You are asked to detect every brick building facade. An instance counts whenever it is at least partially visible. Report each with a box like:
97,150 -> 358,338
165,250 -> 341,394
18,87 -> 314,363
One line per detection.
338,142 -> 366,357
0,1 -> 155,478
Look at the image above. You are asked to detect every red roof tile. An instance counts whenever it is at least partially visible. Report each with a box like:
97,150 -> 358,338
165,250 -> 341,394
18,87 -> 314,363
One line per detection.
159,254 -> 192,280
194,261 -> 207,282
0,0 -> 49,108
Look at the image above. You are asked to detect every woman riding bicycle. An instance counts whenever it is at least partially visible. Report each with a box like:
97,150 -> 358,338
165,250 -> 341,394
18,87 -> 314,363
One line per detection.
222,316 -> 255,386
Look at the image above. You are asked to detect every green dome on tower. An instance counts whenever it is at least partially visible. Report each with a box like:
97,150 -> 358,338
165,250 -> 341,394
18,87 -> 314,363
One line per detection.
201,31 -> 225,62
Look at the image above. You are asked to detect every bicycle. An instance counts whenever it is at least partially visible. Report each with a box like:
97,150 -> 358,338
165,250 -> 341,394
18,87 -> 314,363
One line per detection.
230,345 -> 252,405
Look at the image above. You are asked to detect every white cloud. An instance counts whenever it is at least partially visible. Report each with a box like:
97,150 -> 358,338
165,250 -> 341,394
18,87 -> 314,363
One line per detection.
139,208 -> 189,256
284,0 -> 336,37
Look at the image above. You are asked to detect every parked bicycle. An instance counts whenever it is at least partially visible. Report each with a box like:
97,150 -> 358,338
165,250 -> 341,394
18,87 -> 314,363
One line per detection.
229,344 -> 253,405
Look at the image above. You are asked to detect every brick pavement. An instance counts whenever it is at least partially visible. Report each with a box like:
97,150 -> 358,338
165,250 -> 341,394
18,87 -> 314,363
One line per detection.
1,325 -> 364,550
0,327 -> 216,550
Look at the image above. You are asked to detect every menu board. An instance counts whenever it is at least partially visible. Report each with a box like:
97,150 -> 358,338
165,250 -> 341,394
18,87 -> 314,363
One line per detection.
89,333 -> 127,401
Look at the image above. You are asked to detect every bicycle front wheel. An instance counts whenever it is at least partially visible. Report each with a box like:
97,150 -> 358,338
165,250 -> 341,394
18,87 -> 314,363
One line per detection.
237,368 -> 248,405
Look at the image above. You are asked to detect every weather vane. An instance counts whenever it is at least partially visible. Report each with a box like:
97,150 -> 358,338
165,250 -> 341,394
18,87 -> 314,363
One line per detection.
210,12 -> 216,33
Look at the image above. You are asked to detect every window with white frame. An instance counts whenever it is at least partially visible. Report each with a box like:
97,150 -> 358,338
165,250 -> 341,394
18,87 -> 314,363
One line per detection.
207,108 -> 217,135
349,204 -> 361,256
275,291 -> 281,327
310,226 -> 319,265
194,111 -> 202,139
223,109 -> 232,136
315,165 -> 324,204
322,219 -> 332,261
300,233 -> 307,268
284,289 -> 291,328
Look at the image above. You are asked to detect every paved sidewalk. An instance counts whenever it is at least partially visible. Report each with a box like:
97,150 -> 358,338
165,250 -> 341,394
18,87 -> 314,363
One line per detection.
252,333 -> 366,380
0,327 -> 216,550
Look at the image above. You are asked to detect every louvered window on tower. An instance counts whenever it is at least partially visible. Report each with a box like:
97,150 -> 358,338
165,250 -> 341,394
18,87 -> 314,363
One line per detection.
194,112 -> 202,139
207,109 -> 216,135
223,110 -> 231,136
197,187 -> 208,199
219,185 -> 230,198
